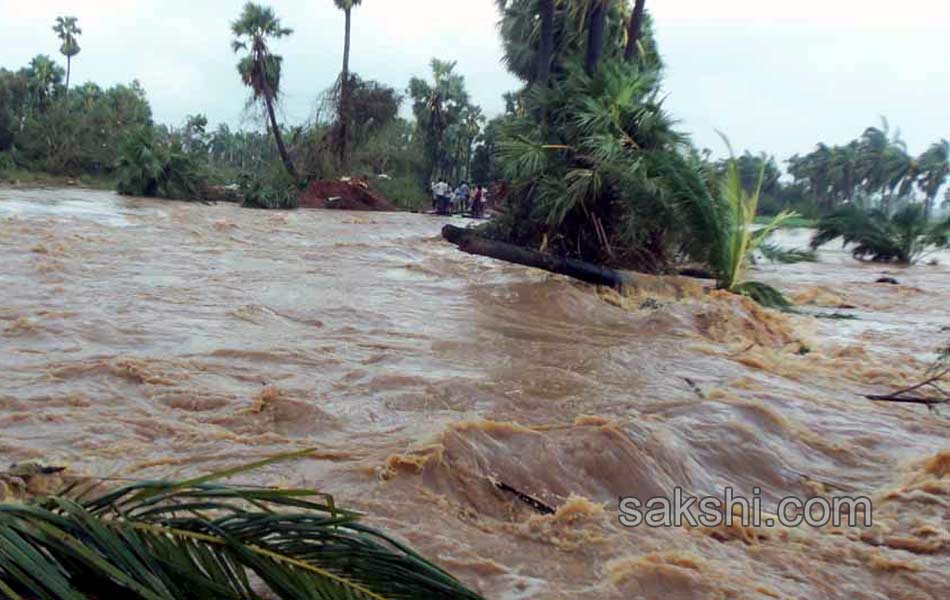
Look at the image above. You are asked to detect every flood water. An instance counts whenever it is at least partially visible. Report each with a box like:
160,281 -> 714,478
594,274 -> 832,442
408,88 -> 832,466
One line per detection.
1,187 -> 947,599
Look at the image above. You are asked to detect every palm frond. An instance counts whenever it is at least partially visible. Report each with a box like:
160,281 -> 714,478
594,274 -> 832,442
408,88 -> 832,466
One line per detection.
732,281 -> 792,310
808,205 -> 942,263
497,136 -> 551,179
0,462 -> 482,600
759,243 -> 818,264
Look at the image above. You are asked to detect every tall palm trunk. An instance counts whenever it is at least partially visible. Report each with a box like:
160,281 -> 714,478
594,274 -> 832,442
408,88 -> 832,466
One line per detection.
536,0 -> 555,83
338,7 -> 352,170
265,95 -> 297,181
65,57 -> 72,96
584,0 -> 608,76
624,0 -> 646,62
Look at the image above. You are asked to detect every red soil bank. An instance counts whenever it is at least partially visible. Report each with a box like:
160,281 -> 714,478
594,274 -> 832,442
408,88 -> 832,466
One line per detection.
298,179 -> 398,212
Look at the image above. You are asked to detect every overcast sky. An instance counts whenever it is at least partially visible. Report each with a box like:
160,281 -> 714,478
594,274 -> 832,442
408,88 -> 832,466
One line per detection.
2,1 -> 948,161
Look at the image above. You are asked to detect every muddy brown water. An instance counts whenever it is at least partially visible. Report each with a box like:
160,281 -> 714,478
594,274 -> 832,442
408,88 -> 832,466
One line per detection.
1,187 -> 948,599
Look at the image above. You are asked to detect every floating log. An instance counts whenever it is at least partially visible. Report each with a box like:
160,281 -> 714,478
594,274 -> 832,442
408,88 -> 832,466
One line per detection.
442,225 -> 631,288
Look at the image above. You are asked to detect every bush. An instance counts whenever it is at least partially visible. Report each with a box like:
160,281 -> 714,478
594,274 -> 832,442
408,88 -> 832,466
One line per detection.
115,127 -> 205,200
238,170 -> 300,210
0,151 -> 14,176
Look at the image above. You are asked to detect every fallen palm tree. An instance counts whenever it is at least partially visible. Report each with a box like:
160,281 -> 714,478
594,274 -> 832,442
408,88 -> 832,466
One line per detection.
442,224 -> 631,288
0,451 -> 482,600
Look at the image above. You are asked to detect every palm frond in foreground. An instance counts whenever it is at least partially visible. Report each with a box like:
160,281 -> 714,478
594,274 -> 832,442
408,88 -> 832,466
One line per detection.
0,465 -> 482,599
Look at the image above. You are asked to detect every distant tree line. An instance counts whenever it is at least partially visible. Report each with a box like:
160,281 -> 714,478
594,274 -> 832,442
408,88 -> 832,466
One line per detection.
0,5 -> 489,209
0,55 -> 151,176
701,120 -> 949,221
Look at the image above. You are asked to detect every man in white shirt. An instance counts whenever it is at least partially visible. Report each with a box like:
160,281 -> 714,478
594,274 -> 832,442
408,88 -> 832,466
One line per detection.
433,179 -> 450,215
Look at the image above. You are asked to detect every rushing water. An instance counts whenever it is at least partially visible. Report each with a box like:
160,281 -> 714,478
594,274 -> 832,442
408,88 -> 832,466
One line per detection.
1,187 -> 948,599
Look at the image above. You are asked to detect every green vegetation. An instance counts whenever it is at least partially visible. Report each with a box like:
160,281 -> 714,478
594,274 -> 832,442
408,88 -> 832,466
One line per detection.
409,59 -> 484,184
754,215 -> 816,229
0,455 -> 481,599
811,205 -> 950,264
782,121 -> 949,221
488,0 -> 688,271
486,0 -> 792,309
707,154 -> 797,307
759,243 -> 818,264
115,127 -> 204,200
0,56 -> 152,177
238,171 -> 299,210
373,176 -> 431,211
0,168 -> 113,190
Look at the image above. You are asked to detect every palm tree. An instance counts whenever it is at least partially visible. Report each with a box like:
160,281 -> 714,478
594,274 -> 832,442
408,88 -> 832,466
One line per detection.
25,54 -> 64,109
917,139 -> 949,220
788,144 -> 833,208
493,0 -> 690,270
408,59 -> 470,182
52,16 -> 81,96
811,204 -> 950,263
333,0 -> 363,170
856,120 -> 917,213
231,2 -> 298,181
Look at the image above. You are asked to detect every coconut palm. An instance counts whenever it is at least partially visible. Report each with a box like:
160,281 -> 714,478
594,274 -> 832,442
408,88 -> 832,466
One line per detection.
52,16 -> 81,96
916,139 -> 949,220
333,0 -> 363,169
231,2 -> 298,181
811,204 -> 950,263
788,144 -> 833,208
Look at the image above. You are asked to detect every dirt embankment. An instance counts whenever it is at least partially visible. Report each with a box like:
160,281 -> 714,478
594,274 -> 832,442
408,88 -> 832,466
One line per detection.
298,179 -> 398,212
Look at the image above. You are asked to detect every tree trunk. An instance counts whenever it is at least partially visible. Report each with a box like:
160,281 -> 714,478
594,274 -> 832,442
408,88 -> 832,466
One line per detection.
624,0 -> 647,62
584,0 -> 608,76
338,7 -> 352,171
65,57 -> 72,97
442,225 -> 631,288
265,96 -> 298,181
536,0 -> 555,83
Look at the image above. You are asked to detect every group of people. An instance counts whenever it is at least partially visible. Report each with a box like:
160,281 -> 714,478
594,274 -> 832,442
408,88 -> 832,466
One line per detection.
431,180 -> 489,217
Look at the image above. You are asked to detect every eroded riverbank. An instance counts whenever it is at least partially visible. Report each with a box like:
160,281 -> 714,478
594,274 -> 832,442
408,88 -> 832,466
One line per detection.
1,187 -> 947,598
